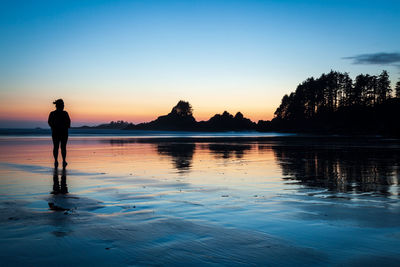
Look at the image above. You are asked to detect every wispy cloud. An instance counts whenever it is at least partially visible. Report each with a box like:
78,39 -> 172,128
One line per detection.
343,52 -> 400,65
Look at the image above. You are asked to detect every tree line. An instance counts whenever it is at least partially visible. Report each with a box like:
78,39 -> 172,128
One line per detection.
274,70 -> 399,120
270,70 -> 400,135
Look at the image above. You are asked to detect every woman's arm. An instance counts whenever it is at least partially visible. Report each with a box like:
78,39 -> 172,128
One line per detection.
48,112 -> 54,128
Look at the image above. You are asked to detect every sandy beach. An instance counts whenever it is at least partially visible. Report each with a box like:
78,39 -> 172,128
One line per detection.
0,134 -> 399,266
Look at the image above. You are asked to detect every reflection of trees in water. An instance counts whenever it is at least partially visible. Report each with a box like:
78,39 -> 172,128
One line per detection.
157,143 -> 196,173
106,139 -> 138,146
208,143 -> 252,159
272,145 -> 400,196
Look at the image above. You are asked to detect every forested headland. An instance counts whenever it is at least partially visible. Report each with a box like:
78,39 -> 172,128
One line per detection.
268,70 -> 400,135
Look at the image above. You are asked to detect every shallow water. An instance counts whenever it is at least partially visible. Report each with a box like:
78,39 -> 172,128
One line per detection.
0,136 -> 399,266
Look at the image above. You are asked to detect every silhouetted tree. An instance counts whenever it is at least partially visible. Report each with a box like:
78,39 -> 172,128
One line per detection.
198,110 -> 256,131
352,74 -> 367,106
234,112 -> 244,120
363,74 -> 378,106
339,72 -> 353,107
171,100 -> 193,117
127,100 -> 196,131
395,79 -> 400,98
376,70 -> 391,104
274,94 -> 291,119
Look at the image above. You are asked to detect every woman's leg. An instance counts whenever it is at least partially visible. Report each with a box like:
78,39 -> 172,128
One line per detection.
52,135 -> 60,166
61,134 -> 68,167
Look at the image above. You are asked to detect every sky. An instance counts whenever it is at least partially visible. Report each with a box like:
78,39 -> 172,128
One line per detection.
1,0 -> 400,128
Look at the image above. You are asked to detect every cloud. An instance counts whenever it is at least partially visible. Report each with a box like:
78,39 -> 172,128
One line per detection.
343,52 -> 400,65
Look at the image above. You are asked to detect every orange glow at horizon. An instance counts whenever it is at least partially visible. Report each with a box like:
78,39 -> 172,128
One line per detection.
0,91 -> 278,126
0,102 -> 276,125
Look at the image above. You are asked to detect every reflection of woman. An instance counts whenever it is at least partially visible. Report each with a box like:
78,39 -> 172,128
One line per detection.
48,99 -> 71,168
52,168 -> 68,194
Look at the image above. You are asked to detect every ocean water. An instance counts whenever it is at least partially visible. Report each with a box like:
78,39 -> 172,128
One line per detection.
0,134 -> 399,266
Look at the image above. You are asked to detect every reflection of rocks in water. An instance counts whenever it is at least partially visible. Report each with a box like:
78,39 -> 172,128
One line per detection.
106,139 -> 138,146
157,143 -> 195,173
272,145 -> 400,196
208,143 -> 252,159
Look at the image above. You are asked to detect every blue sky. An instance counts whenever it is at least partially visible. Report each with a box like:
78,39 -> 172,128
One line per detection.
1,0 -> 399,127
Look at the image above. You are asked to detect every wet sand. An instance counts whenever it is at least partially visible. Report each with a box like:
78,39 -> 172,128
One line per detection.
0,136 -> 399,266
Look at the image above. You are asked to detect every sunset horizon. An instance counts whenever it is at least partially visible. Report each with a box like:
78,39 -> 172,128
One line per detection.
1,0 -> 399,128
1,67 -> 398,128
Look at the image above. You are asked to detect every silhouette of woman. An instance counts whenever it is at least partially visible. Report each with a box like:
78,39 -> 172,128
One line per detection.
48,99 -> 71,168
